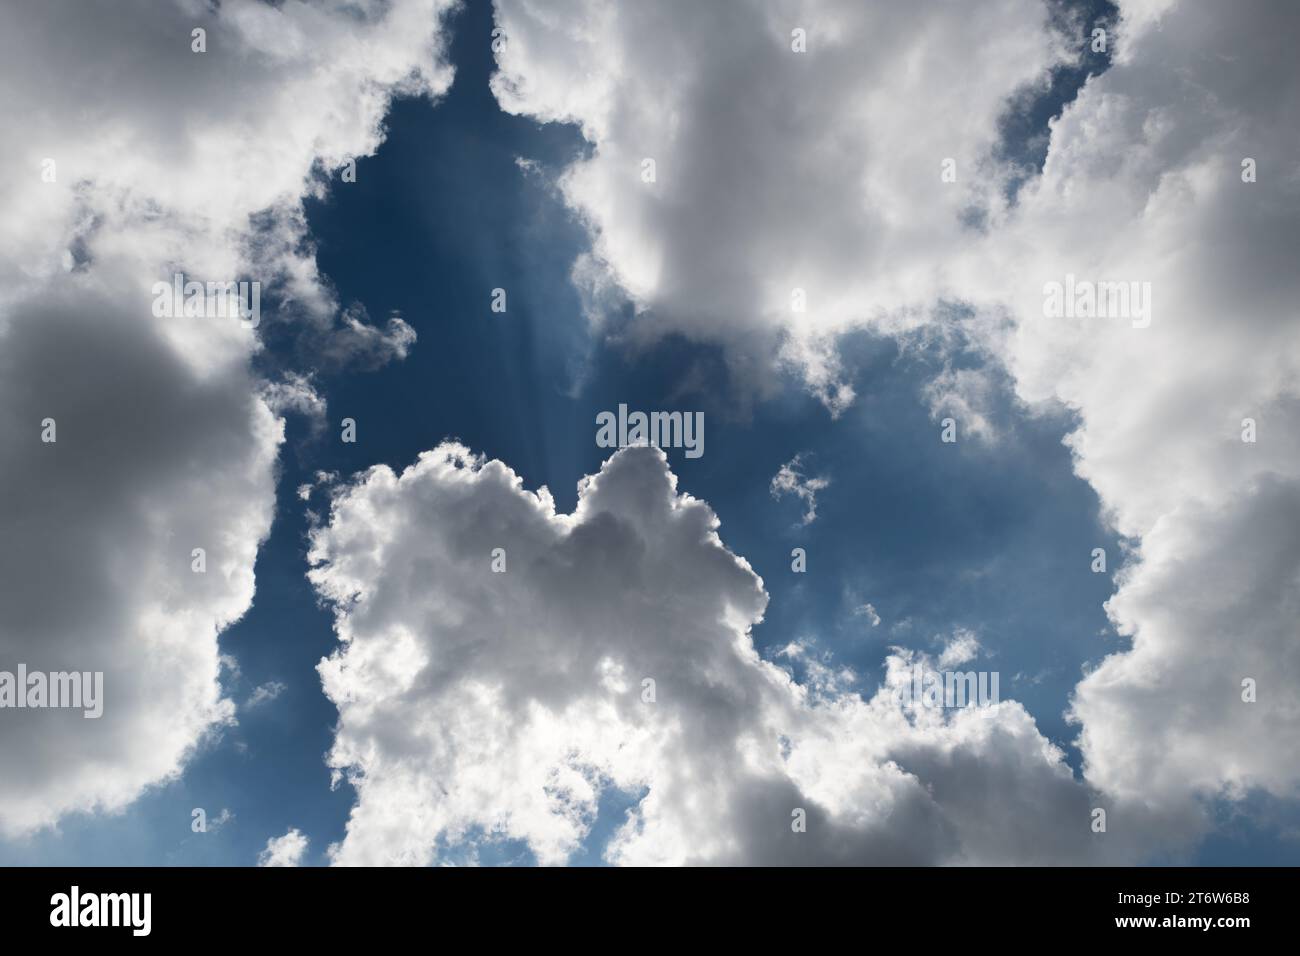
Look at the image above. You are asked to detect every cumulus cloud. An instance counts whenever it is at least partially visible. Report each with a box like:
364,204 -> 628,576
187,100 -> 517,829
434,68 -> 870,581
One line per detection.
0,271 -> 275,835
949,0 -> 1300,816
307,442 -> 1183,865
0,0 -> 456,834
769,454 -> 830,525
937,629 -> 981,669
491,0 -> 1300,848
1072,482 -> 1300,805
258,828 -> 309,867
490,0 -> 1074,409
4,0 -> 1288,864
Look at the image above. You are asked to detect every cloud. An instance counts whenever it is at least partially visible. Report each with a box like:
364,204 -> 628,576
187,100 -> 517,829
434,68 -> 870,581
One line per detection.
921,364 -> 1003,443
1073,480 -> 1300,805
854,603 -> 881,628
261,373 -> 328,434
490,0 -> 1074,409
4,0 -> 1290,863
0,273 -> 273,835
306,305 -> 419,373
937,629 -> 981,669
308,442 -> 1180,865
243,681 -> 288,711
493,0 -> 1300,846
948,0 -> 1300,816
258,828 -> 309,867
0,0 -> 457,834
769,454 -> 830,525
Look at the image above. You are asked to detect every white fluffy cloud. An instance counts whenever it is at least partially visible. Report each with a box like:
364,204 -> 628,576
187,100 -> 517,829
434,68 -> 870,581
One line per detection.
0,272 -> 277,835
951,0 -> 1300,815
258,827 -> 310,867
488,0 -> 1300,843
490,0 -> 1074,411
5,0 -> 1290,862
0,0 -> 455,834
307,443 -> 1183,865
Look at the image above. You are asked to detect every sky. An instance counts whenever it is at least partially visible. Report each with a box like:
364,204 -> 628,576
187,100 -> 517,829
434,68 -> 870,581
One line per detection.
0,0 -> 1298,866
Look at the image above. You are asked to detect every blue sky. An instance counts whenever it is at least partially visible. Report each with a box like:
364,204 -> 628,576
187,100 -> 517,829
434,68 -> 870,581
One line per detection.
2,0 -> 1297,867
